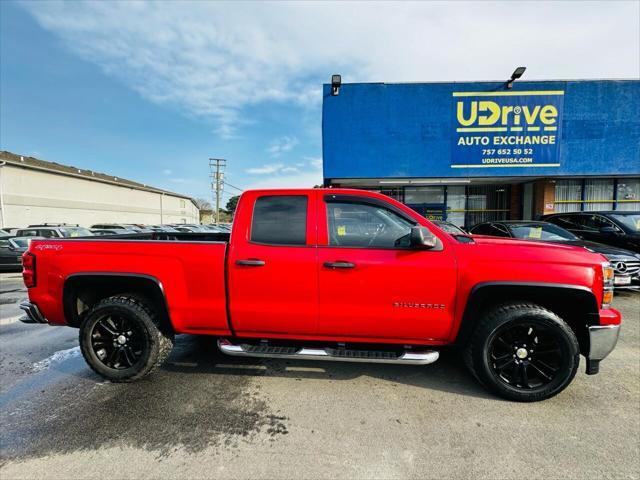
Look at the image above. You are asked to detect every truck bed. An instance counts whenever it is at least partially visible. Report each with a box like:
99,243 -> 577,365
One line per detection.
26,237 -> 231,335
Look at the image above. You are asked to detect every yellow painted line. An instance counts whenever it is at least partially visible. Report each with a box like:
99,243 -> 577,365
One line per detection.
544,126 -> 558,131
510,127 -> 524,132
451,164 -> 561,168
456,127 -> 508,132
527,126 -> 541,131
452,91 -> 564,97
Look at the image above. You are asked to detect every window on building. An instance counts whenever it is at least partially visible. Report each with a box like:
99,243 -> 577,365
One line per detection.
465,185 -> 509,228
251,195 -> 308,245
555,178 -> 639,212
446,186 -> 466,227
616,179 -> 640,211
326,201 -> 413,248
554,180 -> 582,213
404,186 -> 445,205
584,179 -> 614,211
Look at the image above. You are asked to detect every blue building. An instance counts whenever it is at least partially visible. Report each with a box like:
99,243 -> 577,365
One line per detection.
322,78 -> 639,227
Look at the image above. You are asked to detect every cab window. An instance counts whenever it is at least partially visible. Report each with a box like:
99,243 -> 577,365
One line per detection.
251,195 -> 308,245
326,202 -> 413,248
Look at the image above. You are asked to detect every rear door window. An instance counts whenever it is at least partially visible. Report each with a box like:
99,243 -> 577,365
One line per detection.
251,195 -> 308,245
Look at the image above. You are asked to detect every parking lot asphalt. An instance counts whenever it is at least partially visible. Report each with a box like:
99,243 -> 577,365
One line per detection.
0,273 -> 638,479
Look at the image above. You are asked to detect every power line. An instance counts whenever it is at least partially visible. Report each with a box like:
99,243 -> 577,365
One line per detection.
223,181 -> 244,193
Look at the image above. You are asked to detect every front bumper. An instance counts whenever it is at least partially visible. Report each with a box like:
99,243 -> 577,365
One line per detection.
588,324 -> 621,361
19,300 -> 47,324
585,324 -> 621,375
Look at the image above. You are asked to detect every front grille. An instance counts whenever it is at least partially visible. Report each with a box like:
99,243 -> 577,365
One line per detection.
613,260 -> 640,275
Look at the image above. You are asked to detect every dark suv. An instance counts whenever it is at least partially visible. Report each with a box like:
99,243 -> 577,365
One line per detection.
542,212 -> 640,253
469,220 -> 640,288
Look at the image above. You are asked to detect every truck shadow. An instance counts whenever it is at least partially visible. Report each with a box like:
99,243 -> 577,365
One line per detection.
163,335 -> 496,401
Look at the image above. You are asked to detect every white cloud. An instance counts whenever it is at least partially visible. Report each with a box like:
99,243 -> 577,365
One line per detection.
245,170 -> 323,190
20,1 -> 639,139
245,163 -> 285,175
304,156 -> 323,170
244,154 -> 322,189
267,136 -> 298,156
162,169 -> 172,175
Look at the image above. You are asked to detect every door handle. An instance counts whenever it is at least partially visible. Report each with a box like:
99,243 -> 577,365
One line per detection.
323,261 -> 355,269
236,259 -> 266,267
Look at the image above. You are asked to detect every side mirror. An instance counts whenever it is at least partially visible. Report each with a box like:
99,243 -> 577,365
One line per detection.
410,226 -> 438,249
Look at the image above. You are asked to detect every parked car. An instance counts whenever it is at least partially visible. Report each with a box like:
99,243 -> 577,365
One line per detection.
0,229 -> 10,236
20,188 -> 622,402
469,221 -> 640,287
432,220 -> 467,236
171,225 -> 199,233
542,211 -> 640,253
17,226 -> 94,238
90,229 -> 122,236
90,224 -> 146,233
148,226 -> 180,233
0,236 -> 43,272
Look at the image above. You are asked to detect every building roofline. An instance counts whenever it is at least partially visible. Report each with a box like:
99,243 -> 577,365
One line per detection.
0,151 -> 199,208
324,78 -> 640,87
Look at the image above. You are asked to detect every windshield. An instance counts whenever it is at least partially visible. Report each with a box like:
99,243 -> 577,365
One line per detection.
507,223 -> 578,241
60,227 -> 93,238
609,214 -> 640,232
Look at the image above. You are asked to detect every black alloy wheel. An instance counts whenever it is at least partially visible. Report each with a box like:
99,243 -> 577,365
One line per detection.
90,313 -> 146,370
79,295 -> 174,382
464,302 -> 580,402
488,322 -> 564,390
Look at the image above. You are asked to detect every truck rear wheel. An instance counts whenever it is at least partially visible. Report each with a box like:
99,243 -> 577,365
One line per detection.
464,302 -> 579,402
79,295 -> 174,382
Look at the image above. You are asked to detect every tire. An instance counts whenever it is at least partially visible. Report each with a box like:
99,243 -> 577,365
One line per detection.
79,295 -> 174,382
464,302 -> 579,402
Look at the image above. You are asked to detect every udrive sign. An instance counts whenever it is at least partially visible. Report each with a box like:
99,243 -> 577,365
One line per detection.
451,90 -> 564,169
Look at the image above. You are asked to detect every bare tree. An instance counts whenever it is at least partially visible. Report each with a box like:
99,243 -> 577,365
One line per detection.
194,198 -> 212,210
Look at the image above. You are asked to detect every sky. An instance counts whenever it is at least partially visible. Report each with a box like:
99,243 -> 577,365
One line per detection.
1,1 -> 639,205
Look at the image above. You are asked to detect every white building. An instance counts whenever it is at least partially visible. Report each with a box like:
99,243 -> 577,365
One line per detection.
0,151 -> 199,228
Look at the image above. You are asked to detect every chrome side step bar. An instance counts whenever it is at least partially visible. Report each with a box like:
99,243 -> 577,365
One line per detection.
217,339 -> 439,365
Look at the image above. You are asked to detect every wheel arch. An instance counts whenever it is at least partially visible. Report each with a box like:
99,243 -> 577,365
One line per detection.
456,282 -> 600,356
63,273 -> 173,334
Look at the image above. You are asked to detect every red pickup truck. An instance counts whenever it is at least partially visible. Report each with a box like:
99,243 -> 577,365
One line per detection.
20,189 -> 621,402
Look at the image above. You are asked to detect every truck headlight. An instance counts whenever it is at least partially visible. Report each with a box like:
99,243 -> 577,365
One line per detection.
602,263 -> 614,308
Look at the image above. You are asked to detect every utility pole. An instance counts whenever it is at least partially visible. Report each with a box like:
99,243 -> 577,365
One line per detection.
209,158 -> 226,224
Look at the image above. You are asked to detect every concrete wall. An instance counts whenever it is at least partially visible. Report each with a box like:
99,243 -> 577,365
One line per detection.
0,164 -> 199,228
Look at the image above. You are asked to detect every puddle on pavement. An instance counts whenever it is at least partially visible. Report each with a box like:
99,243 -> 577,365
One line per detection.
0,335 -> 288,462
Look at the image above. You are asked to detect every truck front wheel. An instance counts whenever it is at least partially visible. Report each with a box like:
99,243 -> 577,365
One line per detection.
464,303 -> 580,402
79,295 -> 174,382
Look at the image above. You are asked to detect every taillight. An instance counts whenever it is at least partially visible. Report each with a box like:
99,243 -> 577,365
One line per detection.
22,252 -> 36,288
602,263 -> 614,309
